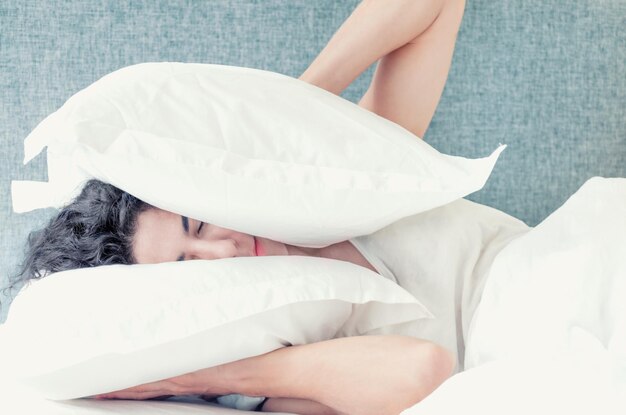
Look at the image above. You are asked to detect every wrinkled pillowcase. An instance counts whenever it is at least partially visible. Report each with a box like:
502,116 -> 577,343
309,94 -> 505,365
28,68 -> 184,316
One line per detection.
12,61 -> 504,248
0,255 -> 432,400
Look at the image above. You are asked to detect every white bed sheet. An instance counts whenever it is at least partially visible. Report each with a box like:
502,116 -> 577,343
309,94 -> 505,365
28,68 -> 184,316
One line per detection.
400,347 -> 626,415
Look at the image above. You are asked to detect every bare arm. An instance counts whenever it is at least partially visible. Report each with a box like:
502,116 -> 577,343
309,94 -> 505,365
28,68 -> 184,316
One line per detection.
229,335 -> 455,415
299,0 -> 466,138
96,335 -> 455,415
259,397 -> 342,414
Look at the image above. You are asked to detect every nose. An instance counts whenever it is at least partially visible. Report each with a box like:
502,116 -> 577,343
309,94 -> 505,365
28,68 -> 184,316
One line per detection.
187,238 -> 239,260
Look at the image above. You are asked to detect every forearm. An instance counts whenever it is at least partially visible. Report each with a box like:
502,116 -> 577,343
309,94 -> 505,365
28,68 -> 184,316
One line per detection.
299,0 -> 448,95
260,397 -> 342,415
213,335 -> 455,415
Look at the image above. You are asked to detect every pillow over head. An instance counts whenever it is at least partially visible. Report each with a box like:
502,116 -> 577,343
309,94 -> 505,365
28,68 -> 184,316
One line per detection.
0,255 -> 431,400
12,62 -> 504,247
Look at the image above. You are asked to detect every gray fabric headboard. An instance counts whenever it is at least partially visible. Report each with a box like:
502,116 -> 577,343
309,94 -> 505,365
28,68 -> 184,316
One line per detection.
1,0 -> 625,321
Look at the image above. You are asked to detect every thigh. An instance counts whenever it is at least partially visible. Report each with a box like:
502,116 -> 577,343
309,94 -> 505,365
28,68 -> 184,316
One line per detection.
357,0 -> 466,139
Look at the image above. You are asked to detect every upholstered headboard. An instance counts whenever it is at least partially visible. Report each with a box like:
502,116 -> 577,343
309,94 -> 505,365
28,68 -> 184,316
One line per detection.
1,0 -> 624,322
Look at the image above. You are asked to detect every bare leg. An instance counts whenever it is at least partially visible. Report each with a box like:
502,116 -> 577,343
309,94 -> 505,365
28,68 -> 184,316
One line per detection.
299,0 -> 465,138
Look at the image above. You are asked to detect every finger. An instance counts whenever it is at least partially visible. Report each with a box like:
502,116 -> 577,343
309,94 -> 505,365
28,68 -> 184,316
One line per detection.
94,390 -> 172,400
93,380 -> 171,400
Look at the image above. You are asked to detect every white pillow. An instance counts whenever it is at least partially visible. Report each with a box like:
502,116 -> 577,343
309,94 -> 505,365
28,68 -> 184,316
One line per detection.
11,61 -> 504,247
0,255 -> 431,400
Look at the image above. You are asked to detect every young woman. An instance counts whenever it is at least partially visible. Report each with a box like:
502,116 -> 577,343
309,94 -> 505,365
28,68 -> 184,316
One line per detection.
11,1 -> 473,414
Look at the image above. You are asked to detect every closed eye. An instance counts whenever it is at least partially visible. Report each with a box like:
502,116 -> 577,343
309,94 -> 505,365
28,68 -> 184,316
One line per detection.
197,221 -> 204,235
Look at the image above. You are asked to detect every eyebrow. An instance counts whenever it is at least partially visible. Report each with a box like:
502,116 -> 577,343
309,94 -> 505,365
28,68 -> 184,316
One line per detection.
177,216 -> 189,262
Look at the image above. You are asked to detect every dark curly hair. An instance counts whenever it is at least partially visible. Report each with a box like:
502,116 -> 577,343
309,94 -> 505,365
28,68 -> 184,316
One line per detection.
4,179 -> 154,297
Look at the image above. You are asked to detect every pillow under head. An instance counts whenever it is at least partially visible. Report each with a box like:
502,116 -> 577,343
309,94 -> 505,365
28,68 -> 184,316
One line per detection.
1,255 -> 431,400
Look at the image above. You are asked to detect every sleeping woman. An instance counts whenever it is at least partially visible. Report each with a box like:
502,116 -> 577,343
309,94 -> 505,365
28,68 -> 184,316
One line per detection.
6,1 -> 513,414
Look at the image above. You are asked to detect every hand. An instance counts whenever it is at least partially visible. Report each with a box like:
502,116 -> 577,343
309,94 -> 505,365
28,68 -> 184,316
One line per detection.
92,366 -> 230,401
92,379 -> 221,401
92,378 -> 187,401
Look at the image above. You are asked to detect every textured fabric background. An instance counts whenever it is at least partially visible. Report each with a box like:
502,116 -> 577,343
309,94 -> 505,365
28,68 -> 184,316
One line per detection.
1,0 -> 625,321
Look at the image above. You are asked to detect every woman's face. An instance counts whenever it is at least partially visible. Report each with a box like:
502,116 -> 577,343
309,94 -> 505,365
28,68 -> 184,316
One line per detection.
132,207 -> 316,264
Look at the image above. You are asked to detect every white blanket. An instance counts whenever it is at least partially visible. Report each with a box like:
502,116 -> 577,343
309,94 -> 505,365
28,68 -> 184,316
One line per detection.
401,177 -> 626,415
